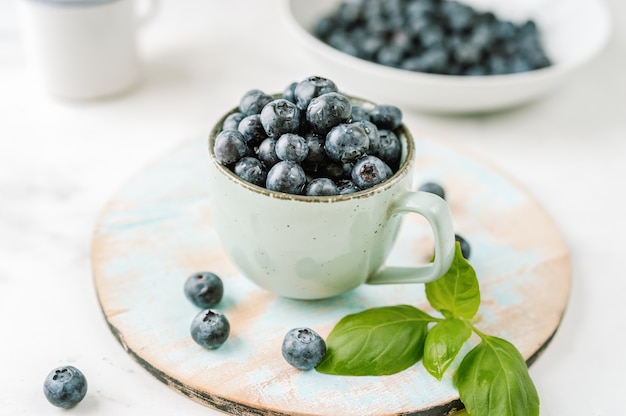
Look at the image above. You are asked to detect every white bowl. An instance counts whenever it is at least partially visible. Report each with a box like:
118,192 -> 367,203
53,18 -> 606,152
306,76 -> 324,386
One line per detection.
280,0 -> 612,114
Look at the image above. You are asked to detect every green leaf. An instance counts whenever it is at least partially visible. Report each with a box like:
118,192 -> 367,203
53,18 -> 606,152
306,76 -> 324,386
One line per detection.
425,243 -> 480,319
316,305 -> 435,376
423,318 -> 472,380
454,335 -> 540,416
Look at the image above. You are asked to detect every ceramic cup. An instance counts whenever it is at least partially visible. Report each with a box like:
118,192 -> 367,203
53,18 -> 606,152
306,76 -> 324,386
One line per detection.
207,99 -> 456,300
17,0 -> 158,100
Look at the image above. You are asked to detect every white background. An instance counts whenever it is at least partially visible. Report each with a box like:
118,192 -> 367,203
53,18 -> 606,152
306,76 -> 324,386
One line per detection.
0,1 -> 624,415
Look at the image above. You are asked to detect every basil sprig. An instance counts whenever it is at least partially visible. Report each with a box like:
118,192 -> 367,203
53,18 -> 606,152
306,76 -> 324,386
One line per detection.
316,243 -> 540,416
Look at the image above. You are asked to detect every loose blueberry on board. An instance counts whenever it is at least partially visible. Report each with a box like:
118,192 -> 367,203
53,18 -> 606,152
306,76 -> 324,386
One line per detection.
184,271 -> 224,309
293,75 -> 338,110
305,177 -> 340,196
455,234 -> 472,259
239,89 -> 273,116
260,99 -> 301,139
275,133 -> 309,163
266,161 -> 307,194
214,130 -> 248,165
282,328 -> 327,371
190,309 -> 230,349
325,123 -> 370,163
351,155 -> 393,189
306,92 -> 352,135
43,366 -> 88,409
418,182 -> 446,200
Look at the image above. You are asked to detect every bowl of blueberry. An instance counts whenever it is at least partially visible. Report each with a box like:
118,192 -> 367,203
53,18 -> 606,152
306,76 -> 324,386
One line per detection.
280,0 -> 611,113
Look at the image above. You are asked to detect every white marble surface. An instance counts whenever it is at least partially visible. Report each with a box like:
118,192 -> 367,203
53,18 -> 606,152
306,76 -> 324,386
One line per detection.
0,1 -> 624,415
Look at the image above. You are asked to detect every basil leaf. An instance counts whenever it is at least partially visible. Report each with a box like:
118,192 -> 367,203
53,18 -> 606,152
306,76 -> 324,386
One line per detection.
454,335 -> 540,416
425,243 -> 480,319
316,305 -> 435,376
423,318 -> 471,380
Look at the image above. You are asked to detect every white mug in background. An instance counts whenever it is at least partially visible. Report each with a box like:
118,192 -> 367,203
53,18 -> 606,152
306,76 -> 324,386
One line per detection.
16,0 -> 158,100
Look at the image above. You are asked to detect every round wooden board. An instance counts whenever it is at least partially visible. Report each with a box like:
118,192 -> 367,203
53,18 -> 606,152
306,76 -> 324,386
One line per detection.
92,134 -> 571,416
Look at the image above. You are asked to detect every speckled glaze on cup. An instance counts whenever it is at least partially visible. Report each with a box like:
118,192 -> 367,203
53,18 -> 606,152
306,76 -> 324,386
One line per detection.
207,98 -> 455,300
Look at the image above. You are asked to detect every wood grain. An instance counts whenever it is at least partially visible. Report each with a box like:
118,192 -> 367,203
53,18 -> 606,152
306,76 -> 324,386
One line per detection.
92,134 -> 571,416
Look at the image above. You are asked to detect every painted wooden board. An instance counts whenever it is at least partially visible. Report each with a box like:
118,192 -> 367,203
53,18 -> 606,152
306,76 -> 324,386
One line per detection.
92,133 -> 571,416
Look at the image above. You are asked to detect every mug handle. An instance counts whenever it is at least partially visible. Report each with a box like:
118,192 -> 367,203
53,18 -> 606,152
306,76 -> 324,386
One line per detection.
366,191 -> 456,285
136,0 -> 159,28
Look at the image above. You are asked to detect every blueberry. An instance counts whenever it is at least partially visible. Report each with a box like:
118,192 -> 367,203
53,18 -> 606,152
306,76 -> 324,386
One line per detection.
282,81 -> 298,103
293,76 -> 338,111
214,130 -> 248,165
257,138 -> 280,168
375,129 -> 402,169
43,366 -> 88,409
455,234 -> 471,259
305,178 -> 339,196
190,309 -> 230,349
266,161 -> 307,194
222,112 -> 245,132
418,182 -> 446,200
368,105 -> 403,130
351,156 -> 393,190
337,179 -> 360,194
275,133 -> 309,163
239,89 -> 273,116
306,92 -> 352,136
282,328 -> 326,371
316,160 -> 347,180
301,133 -> 326,171
184,271 -> 224,309
238,114 -> 267,147
234,156 -> 268,187
325,123 -> 370,163
260,99 -> 301,139
350,105 -> 370,122
351,120 -> 380,154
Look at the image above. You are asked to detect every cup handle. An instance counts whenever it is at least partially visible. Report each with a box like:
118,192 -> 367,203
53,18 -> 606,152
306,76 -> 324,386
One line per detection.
136,0 -> 159,28
366,191 -> 456,285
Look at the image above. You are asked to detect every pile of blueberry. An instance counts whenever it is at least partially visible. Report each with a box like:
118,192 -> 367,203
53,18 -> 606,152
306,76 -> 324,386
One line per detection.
314,0 -> 551,76
213,75 -> 404,196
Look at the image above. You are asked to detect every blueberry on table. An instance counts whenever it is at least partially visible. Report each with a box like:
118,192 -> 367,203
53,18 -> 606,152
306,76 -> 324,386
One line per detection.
455,234 -> 471,259
214,130 -> 248,165
352,155 -> 393,190
275,133 -> 309,163
184,271 -> 224,309
325,123 -> 370,163
260,99 -> 302,139
282,328 -> 326,371
239,89 -> 273,116
418,182 -> 446,200
190,309 -> 230,349
306,92 -> 352,136
293,75 -> 338,111
266,161 -> 307,195
305,178 -> 339,196
43,366 -> 88,409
